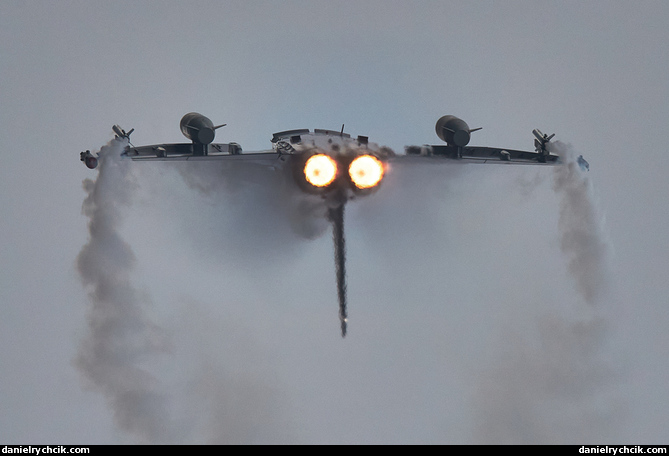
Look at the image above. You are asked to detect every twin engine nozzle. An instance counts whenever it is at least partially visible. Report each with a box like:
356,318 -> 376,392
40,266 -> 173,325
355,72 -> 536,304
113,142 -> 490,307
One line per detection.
302,153 -> 386,192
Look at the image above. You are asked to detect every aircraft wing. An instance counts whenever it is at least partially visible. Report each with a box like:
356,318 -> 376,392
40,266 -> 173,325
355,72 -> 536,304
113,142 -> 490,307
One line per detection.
123,143 -> 284,164
398,145 -> 560,164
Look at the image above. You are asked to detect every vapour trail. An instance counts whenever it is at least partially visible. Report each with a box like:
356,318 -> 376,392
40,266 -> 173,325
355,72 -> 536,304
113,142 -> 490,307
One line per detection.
76,139 -> 173,444
174,159 -> 330,245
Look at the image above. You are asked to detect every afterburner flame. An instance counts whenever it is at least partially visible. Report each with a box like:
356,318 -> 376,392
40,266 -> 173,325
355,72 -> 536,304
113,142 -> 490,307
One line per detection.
349,155 -> 385,189
304,154 -> 338,187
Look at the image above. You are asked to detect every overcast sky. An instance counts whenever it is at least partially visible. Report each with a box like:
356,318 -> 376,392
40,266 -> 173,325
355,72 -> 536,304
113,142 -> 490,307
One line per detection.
1,0 -> 667,444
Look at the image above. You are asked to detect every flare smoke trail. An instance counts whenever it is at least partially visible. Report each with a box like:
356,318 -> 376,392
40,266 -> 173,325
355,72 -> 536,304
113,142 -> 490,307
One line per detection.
474,142 -> 616,443
76,139 -> 173,444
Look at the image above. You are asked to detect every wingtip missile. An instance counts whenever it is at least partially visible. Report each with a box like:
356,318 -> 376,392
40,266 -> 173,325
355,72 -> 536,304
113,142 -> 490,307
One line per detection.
80,150 -> 98,169
533,128 -> 555,143
532,128 -> 544,142
112,125 -> 134,141
532,128 -> 555,159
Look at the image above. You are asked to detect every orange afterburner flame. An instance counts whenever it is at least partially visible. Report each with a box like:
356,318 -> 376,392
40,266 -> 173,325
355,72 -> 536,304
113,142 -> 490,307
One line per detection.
304,154 -> 338,187
349,155 -> 385,189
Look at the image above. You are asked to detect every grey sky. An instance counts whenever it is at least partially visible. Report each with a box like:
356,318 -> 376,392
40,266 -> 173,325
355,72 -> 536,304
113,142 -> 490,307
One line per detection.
1,0 -> 667,443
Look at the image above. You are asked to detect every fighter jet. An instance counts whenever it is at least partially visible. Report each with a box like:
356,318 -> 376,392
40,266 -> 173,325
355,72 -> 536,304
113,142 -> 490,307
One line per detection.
82,112 -> 562,337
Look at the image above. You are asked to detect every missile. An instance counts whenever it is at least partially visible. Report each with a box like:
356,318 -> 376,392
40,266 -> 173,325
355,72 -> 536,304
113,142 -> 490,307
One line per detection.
80,150 -> 98,169
112,125 -> 134,140
533,128 -> 555,143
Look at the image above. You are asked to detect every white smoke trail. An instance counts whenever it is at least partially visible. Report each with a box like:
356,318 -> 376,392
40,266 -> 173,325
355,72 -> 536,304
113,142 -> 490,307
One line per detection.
78,136 -> 620,443
76,139 -> 173,444
77,142 -> 308,444
551,141 -> 611,305
473,314 -> 615,443
472,142 -> 618,443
